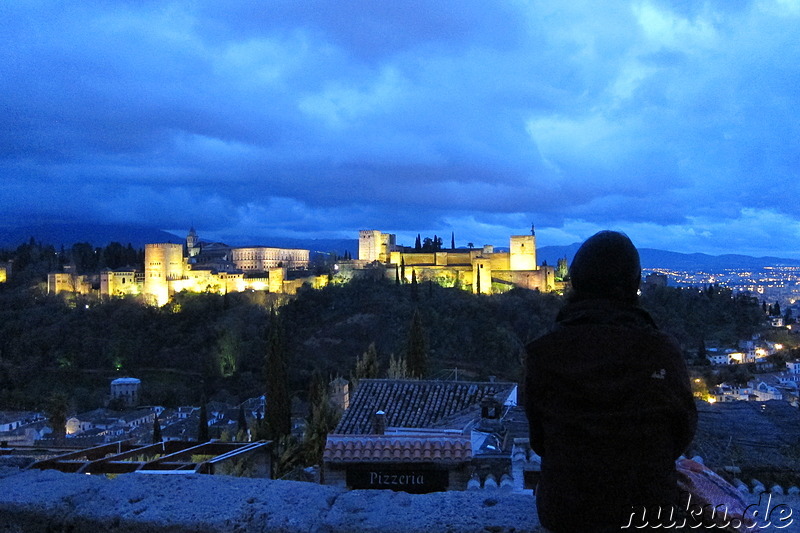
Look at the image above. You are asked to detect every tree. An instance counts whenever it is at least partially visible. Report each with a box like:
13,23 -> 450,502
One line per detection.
556,257 -> 568,281
451,232 -> 455,250
45,392 -> 69,441
152,413 -> 163,443
217,331 -> 239,377
411,270 -> 418,301
415,234 -> 422,251
354,342 -> 379,383
387,353 -> 409,379
237,404 -> 248,435
406,308 -> 427,378
264,308 -> 291,441
198,394 -> 209,443
421,236 -> 443,252
400,258 -> 406,283
307,369 -> 326,412
697,338 -> 707,362
303,375 -> 341,466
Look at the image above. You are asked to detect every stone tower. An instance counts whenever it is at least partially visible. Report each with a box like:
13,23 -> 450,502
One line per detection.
186,227 -> 200,258
472,256 -> 492,294
143,243 -> 184,306
358,230 -> 396,262
509,232 -> 537,271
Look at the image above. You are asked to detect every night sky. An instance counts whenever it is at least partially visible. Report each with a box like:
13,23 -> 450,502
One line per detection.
2,1 -> 799,257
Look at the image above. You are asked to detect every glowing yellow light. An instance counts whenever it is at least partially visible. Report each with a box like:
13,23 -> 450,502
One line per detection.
707,397 -> 717,404
775,344 -> 783,350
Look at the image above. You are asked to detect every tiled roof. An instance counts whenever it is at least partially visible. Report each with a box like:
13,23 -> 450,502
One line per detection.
335,379 -> 517,434
324,434 -> 472,463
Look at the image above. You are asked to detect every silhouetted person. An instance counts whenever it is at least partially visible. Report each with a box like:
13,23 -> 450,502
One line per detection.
525,231 -> 696,532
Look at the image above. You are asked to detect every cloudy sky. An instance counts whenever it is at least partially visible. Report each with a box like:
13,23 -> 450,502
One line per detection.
2,1 -> 800,257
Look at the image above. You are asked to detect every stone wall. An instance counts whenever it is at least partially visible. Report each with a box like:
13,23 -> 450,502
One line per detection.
2,466 -> 799,532
0,467 -> 541,532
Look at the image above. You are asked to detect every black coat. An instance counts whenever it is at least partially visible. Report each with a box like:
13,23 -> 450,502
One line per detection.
524,298 -> 697,532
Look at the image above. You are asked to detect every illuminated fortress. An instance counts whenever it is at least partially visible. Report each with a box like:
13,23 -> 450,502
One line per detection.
47,227 -> 556,304
357,228 -> 556,294
49,228 -> 324,306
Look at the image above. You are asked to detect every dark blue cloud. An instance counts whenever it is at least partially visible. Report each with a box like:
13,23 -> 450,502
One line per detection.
1,1 -> 799,257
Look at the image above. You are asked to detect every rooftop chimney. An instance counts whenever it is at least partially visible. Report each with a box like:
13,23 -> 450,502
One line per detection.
372,410 -> 386,435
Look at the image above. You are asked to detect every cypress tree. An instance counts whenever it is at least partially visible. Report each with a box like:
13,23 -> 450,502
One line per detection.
354,342 -> 380,382
387,353 -> 409,379
308,369 -> 326,413
265,308 -> 291,441
237,404 -> 248,434
415,234 -> 422,251
406,308 -> 427,379
198,395 -> 209,443
152,413 -> 163,443
303,375 -> 341,466
451,232 -> 455,250
411,269 -> 418,301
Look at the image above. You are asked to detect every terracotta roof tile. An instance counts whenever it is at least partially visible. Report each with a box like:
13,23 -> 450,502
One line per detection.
323,434 -> 472,463
335,379 -> 517,434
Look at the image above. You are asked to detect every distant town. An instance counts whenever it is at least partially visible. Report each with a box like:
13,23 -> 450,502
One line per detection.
646,265 -> 800,308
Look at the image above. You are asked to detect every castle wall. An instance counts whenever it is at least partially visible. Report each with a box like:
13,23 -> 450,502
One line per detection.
100,270 -> 139,297
492,266 -> 556,292
47,273 -> 92,295
472,257 -> 493,294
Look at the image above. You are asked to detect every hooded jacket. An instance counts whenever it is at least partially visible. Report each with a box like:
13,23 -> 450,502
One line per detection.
525,298 -> 697,532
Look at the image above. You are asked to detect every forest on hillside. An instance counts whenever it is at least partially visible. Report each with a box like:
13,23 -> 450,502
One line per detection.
0,240 -> 773,415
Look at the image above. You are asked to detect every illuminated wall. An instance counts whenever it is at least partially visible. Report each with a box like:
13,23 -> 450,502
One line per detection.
365,229 -> 554,295
47,273 -> 92,295
472,257 -> 493,294
509,235 -> 536,271
359,230 -> 396,262
100,270 -> 140,297
359,230 -> 381,261
231,247 -> 309,271
143,243 -> 185,306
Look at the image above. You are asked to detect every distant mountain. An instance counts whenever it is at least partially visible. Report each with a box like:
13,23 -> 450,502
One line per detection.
0,222 -> 362,257
4,223 -> 798,271
234,238 -> 359,257
538,244 -> 800,270
0,223 -> 183,249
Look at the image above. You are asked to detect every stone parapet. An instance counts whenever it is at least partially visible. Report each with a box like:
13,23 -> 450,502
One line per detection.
2,467 -> 800,532
0,467 -> 540,532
